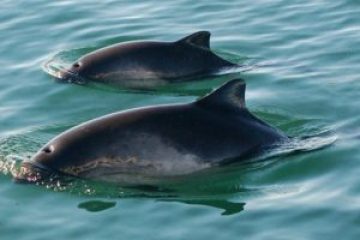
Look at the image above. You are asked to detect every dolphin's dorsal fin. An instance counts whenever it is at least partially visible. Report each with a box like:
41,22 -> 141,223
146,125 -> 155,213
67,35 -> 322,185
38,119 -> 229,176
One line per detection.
177,31 -> 211,49
196,79 -> 246,111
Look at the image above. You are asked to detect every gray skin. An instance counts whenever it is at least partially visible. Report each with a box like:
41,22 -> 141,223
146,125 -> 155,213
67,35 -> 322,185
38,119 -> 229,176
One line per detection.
57,31 -> 238,88
18,79 -> 288,183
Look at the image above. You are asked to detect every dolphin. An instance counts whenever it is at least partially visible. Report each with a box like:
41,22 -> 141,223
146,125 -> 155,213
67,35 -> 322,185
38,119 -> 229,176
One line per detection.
55,31 -> 238,88
17,79 -> 288,183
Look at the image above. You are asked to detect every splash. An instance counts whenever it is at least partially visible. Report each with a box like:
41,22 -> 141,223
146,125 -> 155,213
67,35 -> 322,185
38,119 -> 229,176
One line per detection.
0,156 -> 17,176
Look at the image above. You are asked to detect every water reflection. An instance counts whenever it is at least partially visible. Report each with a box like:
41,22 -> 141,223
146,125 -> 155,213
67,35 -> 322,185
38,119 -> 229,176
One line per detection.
161,199 -> 245,216
78,200 -> 116,212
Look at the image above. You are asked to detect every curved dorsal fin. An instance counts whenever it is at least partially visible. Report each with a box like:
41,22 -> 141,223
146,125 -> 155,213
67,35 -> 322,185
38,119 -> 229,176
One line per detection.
196,79 -> 246,112
176,31 -> 211,49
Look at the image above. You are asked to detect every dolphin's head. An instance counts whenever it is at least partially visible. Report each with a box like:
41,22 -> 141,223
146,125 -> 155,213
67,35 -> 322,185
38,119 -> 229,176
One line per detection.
15,140 -> 72,183
33,130 -> 97,170
57,46 -> 118,85
16,128 -> 100,183
12,140 -> 63,183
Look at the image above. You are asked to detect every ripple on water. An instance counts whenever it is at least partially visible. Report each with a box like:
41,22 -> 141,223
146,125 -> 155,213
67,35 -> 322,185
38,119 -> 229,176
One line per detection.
1,0 -> 360,239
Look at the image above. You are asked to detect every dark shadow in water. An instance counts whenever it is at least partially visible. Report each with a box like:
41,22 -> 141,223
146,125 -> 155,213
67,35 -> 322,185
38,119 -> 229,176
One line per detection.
76,194 -> 244,215
117,183 -> 245,215
78,200 -> 116,212
161,199 -> 245,216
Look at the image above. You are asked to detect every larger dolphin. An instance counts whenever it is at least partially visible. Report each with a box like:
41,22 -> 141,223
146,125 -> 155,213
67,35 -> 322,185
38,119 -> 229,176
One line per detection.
18,79 -> 288,183
55,31 -> 238,88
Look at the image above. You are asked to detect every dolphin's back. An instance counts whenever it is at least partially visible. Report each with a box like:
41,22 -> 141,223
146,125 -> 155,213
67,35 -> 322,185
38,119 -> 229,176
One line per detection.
77,32 -> 236,84
27,80 -> 287,180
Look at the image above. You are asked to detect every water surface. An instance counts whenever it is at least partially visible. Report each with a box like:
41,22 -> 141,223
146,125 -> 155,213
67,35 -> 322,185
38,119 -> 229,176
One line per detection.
1,0 -> 360,239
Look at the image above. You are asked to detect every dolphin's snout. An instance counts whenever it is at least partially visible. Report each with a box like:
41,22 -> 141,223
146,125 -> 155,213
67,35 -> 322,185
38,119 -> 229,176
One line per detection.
56,67 -> 87,85
14,144 -> 60,183
14,161 -> 52,184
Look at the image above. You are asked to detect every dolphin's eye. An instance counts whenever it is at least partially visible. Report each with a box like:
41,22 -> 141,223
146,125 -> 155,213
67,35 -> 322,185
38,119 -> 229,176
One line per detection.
73,62 -> 81,68
42,145 -> 54,154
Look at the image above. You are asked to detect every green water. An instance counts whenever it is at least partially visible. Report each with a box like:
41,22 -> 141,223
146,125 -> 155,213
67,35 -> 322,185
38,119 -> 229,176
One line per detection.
1,0 -> 360,239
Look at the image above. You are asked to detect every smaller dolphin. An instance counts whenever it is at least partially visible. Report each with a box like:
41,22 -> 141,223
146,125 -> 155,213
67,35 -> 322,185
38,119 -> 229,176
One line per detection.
17,79 -> 288,183
55,31 -> 238,88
